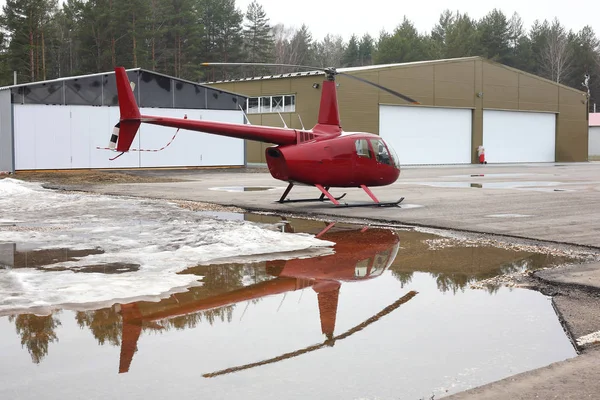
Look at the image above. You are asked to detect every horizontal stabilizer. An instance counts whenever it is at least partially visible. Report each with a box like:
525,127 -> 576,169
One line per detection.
109,120 -> 142,152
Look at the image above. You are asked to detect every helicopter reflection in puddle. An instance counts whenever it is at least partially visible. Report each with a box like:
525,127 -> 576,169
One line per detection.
114,222 -> 417,375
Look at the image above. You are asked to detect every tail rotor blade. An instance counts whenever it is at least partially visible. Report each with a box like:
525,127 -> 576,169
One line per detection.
337,72 -> 420,104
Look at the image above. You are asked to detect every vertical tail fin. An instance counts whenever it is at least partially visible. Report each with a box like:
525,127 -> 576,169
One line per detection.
113,67 -> 141,152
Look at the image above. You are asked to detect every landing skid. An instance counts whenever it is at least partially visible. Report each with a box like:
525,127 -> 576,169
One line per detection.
277,183 -> 346,204
278,193 -> 347,204
276,183 -> 404,208
336,197 -> 405,208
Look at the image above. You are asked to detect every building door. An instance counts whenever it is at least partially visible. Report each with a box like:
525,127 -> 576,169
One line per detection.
379,105 -> 472,165
483,110 -> 556,163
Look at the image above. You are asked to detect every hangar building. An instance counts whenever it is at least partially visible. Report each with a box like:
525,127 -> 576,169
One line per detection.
208,56 -> 589,166
589,113 -> 600,160
0,68 -> 247,172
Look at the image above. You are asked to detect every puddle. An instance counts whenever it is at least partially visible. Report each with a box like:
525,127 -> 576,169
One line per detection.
444,173 -> 545,178
397,203 -> 424,209
485,214 -> 534,218
0,179 -> 596,400
209,186 -> 279,192
401,181 -> 570,191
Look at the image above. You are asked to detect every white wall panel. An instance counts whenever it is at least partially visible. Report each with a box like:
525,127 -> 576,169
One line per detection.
14,105 -> 67,169
589,127 -> 600,158
15,105 -> 72,169
483,110 -> 555,163
83,106 -> 140,169
14,104 -> 244,170
379,105 -> 472,165
138,108 -> 244,167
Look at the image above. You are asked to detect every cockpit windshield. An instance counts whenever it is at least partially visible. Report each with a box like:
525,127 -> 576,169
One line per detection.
387,143 -> 401,169
369,139 -> 400,169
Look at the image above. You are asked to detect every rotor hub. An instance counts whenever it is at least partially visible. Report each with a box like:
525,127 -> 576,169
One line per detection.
324,68 -> 337,81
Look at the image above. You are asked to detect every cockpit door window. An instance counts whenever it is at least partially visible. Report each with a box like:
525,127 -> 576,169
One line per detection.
370,139 -> 392,165
355,139 -> 371,158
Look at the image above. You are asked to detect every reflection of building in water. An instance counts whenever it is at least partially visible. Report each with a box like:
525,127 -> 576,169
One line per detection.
0,245 -> 104,269
0,243 -> 15,268
8,313 -> 61,364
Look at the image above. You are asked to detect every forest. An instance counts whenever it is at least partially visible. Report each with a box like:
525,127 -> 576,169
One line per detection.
1,0 -> 599,108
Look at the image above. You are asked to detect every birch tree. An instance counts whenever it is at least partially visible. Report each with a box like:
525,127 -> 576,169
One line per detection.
314,33 -> 344,67
540,19 -> 573,83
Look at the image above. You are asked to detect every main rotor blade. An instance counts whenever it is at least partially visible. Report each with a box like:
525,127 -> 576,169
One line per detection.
338,72 -> 420,104
202,290 -> 418,378
202,62 -> 419,104
201,62 -> 326,72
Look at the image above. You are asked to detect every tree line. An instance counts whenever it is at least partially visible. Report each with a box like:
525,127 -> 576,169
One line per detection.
1,1 -> 599,108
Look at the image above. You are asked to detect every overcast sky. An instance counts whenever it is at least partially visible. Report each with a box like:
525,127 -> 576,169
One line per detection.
236,0 -> 599,41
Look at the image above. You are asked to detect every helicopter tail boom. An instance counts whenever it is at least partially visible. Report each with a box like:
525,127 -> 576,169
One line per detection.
110,66 -> 299,151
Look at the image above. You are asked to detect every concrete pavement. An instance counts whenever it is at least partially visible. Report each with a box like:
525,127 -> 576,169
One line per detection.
43,162 -> 600,399
57,162 -> 600,247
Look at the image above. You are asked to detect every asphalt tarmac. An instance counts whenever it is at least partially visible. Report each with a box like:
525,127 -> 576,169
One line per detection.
46,161 -> 600,399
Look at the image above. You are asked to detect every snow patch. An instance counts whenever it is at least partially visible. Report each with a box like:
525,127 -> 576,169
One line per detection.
0,179 -> 334,315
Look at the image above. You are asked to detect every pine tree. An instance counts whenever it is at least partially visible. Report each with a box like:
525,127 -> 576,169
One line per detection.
358,34 -> 375,66
342,34 -> 359,67
199,0 -> 244,80
1,0 -> 58,82
243,1 -> 273,63
242,0 -> 273,77
477,9 -> 511,63
160,0 -> 202,79
288,24 -> 313,66
374,18 -> 430,64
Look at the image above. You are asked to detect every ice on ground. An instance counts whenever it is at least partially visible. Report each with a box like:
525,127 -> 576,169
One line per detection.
576,330 -> 600,346
0,178 -> 334,315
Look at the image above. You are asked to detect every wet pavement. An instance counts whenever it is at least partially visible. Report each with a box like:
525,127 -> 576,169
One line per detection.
3,166 -> 600,399
55,163 -> 600,248
0,177 -> 595,399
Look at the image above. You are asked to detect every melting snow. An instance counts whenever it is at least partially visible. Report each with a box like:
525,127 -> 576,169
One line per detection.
0,178 -> 334,315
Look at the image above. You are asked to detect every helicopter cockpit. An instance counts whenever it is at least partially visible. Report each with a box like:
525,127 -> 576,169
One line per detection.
354,138 -> 400,170
354,240 -> 400,278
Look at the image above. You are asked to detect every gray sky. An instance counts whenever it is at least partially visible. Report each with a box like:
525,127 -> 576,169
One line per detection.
236,0 -> 599,41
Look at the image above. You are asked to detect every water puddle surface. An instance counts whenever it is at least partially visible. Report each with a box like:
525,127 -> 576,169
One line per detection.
444,173 -> 548,178
209,186 -> 279,192
0,178 -> 596,400
399,181 -> 573,191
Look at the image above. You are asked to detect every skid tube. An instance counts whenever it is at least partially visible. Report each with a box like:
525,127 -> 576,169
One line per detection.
277,183 -> 347,204
276,183 -> 404,207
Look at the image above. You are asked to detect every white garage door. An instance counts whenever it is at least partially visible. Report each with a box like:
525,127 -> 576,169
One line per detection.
379,105 -> 472,165
483,110 -> 556,163
589,126 -> 600,159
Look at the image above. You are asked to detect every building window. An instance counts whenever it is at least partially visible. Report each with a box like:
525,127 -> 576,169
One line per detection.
247,94 -> 295,114
247,97 -> 259,113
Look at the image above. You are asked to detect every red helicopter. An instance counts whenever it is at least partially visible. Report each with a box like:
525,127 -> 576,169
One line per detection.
110,63 -> 420,207
114,222 -> 417,374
